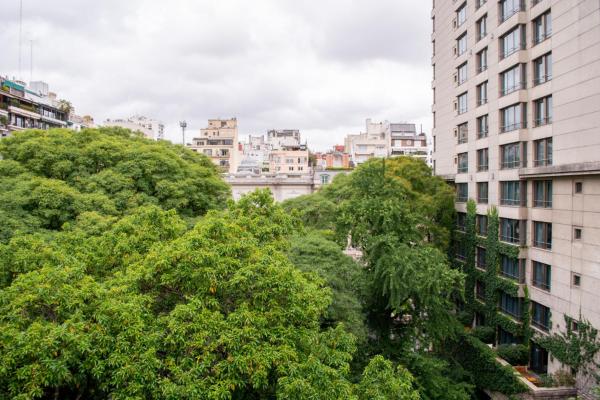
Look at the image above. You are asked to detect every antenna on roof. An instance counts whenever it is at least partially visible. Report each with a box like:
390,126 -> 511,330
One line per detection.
18,0 -> 23,79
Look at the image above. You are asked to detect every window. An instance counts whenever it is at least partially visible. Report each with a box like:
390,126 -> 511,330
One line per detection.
499,328 -> 520,344
457,92 -> 468,114
500,181 -> 525,206
532,261 -> 551,291
533,11 -> 552,44
457,212 -> 467,232
457,123 -> 468,144
456,183 -> 468,202
477,182 -> 489,204
533,180 -> 552,207
501,142 -> 526,169
500,25 -> 525,59
477,247 -> 487,269
500,64 -> 526,96
575,181 -> 583,194
500,292 -> 522,319
477,148 -> 489,171
477,14 -> 488,40
477,115 -> 489,138
476,280 -> 486,300
501,256 -> 523,281
500,218 -> 524,244
477,81 -> 488,105
457,152 -> 468,173
476,214 -> 488,236
532,301 -> 551,331
457,33 -> 467,56
533,53 -> 552,85
457,2 -> 467,27
499,0 -> 524,23
457,62 -> 468,85
456,240 -> 467,261
574,227 -> 582,240
477,47 -> 488,73
500,103 -> 526,132
533,221 -> 552,249
534,96 -> 553,126
572,273 -> 581,287
476,0 -> 487,8
321,174 -> 330,184
534,138 -> 553,166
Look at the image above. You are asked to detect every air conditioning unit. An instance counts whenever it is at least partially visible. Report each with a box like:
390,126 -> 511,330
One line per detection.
453,18 -> 458,29
453,100 -> 458,110
453,72 -> 458,85
453,128 -> 459,137
453,46 -> 458,56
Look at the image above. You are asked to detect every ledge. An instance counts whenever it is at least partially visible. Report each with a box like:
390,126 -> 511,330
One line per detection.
520,162 -> 600,178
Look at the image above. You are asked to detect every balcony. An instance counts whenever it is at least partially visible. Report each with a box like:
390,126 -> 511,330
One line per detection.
533,74 -> 552,86
534,116 -> 552,127
500,122 -> 526,134
499,1 -> 525,24
500,82 -> 527,97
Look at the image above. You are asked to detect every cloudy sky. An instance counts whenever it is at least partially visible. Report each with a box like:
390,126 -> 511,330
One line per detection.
1,0 -> 433,150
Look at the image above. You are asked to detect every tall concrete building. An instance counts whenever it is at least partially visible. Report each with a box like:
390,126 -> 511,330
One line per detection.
103,115 -> 164,140
432,0 -> 600,388
189,118 -> 240,173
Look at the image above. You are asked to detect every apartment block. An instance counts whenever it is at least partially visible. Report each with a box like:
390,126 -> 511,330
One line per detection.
432,0 -> 600,386
0,77 -> 69,137
104,115 -> 164,140
189,118 -> 240,173
389,123 -> 431,166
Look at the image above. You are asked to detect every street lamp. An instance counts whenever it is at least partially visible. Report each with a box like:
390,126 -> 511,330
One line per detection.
179,120 -> 187,145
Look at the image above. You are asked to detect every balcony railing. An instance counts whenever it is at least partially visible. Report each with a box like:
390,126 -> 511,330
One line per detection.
478,129 -> 489,139
533,238 -> 552,250
533,157 -> 552,167
478,164 -> 489,172
501,198 -> 521,206
477,98 -> 488,106
532,279 -> 550,291
500,122 -> 526,133
533,198 -> 552,208
534,30 -> 552,45
501,82 -> 526,96
501,44 -> 526,60
499,1 -> 525,23
534,117 -> 552,127
532,319 -> 550,331
533,74 -> 552,86
501,160 -> 522,169
501,234 -> 521,245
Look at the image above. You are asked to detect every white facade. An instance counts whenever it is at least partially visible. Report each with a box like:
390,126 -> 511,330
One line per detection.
104,115 -> 164,140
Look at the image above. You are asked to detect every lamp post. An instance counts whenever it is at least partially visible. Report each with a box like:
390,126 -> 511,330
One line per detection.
179,120 -> 187,145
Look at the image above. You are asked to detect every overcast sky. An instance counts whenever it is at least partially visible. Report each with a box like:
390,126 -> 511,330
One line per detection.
1,0 -> 432,151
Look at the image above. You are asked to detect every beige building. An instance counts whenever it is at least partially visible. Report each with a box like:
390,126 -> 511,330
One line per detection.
103,115 -> 164,140
269,149 -> 309,174
432,0 -> 600,388
189,118 -> 240,173
344,119 -> 390,164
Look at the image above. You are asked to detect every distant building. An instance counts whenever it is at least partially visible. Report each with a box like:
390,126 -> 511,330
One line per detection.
314,145 -> 351,170
269,149 -> 309,174
68,111 -> 95,132
188,118 -> 240,173
103,115 -> 164,140
0,77 -> 69,137
389,123 -> 431,166
267,129 -> 302,150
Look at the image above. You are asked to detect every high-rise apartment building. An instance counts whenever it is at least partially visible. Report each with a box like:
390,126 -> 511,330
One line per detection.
432,0 -> 600,386
189,118 -> 240,173
104,115 -> 164,140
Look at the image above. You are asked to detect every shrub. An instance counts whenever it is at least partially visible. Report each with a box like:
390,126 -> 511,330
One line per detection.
551,370 -> 576,387
457,311 -> 473,327
496,344 -> 529,366
472,326 -> 495,344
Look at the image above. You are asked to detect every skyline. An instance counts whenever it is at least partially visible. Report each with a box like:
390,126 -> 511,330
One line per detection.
1,0 -> 433,151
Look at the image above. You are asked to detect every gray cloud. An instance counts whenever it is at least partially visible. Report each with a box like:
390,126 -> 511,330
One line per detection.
0,0 -> 432,151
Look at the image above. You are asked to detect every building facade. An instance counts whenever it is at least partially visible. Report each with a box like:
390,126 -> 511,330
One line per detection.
389,123 -> 431,166
188,118 -> 240,173
0,78 -> 69,137
344,119 -> 390,164
103,115 -> 164,140
431,0 -> 600,386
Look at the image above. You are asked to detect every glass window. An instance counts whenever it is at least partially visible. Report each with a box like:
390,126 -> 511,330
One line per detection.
477,115 -> 489,138
477,182 -> 488,204
533,11 -> 552,45
456,183 -> 468,202
477,14 -> 488,40
457,212 -> 467,231
534,53 -> 552,85
477,247 -> 487,269
499,328 -> 520,344
532,261 -> 551,291
534,138 -> 553,166
500,292 -> 522,319
456,239 -> 467,261
457,122 -> 468,144
476,280 -> 486,299
477,148 -> 489,171
457,33 -> 468,56
501,256 -> 523,281
500,25 -> 525,59
533,221 -> 552,250
500,0 -> 524,23
534,96 -> 553,126
477,81 -> 488,106
501,142 -> 526,169
500,64 -> 526,96
457,62 -> 468,85
321,174 -> 330,184
532,301 -> 551,331
500,181 -> 524,206
458,152 -> 468,173
457,92 -> 468,114
500,218 -> 523,244
457,2 -> 467,27
476,214 -> 488,236
501,103 -> 526,132
477,47 -> 488,73
533,180 -> 552,208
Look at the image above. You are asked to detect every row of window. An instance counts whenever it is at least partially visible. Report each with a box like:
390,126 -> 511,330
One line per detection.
455,137 -> 552,176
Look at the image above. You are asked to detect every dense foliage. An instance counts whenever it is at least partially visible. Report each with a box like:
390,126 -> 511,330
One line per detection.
0,128 -> 230,242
